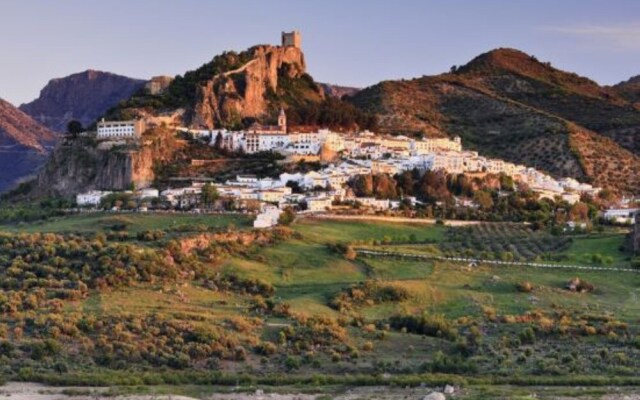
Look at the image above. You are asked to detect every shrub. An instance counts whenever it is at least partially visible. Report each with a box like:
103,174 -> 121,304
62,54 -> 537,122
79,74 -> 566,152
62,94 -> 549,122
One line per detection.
284,356 -> 301,371
278,208 -> 296,226
516,281 -> 533,293
519,327 -> 536,344
344,245 -> 357,261
389,313 -> 458,341
425,351 -> 478,374
256,342 -> 277,355
330,281 -> 409,312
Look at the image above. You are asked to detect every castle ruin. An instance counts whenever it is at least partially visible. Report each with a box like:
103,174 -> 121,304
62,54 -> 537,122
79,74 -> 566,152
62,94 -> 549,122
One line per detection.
281,31 -> 301,49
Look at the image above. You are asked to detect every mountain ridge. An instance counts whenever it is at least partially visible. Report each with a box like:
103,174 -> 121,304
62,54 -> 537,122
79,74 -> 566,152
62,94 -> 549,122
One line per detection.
14,45 -> 640,196
349,47 -> 640,193
20,70 -> 145,132
612,74 -> 640,105
0,98 -> 57,192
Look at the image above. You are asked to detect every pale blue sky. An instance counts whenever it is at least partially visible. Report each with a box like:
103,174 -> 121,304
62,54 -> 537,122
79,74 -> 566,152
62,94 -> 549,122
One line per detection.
1,0 -> 640,105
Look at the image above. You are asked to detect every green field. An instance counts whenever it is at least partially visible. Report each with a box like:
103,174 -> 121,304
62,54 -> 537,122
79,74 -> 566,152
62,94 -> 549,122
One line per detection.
0,212 -> 638,390
366,222 -> 632,268
0,212 -> 251,234
561,234 -> 630,266
292,218 -> 446,243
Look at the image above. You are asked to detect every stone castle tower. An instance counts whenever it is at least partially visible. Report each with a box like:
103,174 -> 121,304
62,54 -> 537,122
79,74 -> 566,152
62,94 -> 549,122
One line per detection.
281,31 -> 301,48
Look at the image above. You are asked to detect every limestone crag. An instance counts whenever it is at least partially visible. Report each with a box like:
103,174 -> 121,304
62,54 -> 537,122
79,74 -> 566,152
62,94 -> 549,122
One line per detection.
192,45 -> 307,128
33,128 -> 179,197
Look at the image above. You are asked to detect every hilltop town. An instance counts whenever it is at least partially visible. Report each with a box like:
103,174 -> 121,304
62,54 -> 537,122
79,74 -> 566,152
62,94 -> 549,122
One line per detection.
72,34 -> 608,230
79,102 -> 606,224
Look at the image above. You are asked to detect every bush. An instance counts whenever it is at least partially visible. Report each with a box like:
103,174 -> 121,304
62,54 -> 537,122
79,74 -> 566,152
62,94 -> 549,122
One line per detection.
330,281 -> 409,312
284,356 -> 301,371
425,351 -> 478,374
389,313 -> 458,341
256,342 -> 277,355
516,281 -> 533,293
278,208 -> 296,226
519,327 -> 536,344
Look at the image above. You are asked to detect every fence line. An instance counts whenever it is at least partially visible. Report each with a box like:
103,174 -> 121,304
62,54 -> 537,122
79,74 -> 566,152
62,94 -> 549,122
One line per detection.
355,249 -> 640,273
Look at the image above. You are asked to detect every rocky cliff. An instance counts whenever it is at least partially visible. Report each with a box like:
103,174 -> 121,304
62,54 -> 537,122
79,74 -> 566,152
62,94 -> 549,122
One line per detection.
350,48 -> 640,193
20,70 -> 145,132
191,45 -> 308,128
0,98 -> 57,193
107,43 -> 374,131
32,127 -> 179,197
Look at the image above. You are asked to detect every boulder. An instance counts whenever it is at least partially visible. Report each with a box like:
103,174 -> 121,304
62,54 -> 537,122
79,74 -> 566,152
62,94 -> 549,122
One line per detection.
423,392 -> 446,400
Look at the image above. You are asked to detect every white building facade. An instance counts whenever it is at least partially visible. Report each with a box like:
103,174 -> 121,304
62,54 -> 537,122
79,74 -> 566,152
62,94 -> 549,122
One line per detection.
97,119 -> 145,139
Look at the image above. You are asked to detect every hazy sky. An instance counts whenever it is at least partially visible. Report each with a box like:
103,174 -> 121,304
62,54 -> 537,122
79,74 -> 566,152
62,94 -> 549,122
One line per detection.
2,0 -> 640,105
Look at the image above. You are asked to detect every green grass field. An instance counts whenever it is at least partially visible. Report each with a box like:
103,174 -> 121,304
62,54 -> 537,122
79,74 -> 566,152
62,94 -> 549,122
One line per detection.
219,217 -> 639,323
362,222 -> 632,268
0,212 -> 251,234
292,218 -> 446,244
560,234 -> 629,266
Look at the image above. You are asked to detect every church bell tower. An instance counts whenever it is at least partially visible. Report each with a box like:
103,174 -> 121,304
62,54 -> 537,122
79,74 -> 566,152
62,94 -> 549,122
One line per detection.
278,108 -> 287,133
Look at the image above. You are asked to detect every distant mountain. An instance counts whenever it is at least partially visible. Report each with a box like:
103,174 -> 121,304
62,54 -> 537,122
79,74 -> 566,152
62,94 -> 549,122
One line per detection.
0,98 -> 56,193
20,70 -> 145,132
318,83 -> 361,99
349,48 -> 640,193
612,75 -> 640,105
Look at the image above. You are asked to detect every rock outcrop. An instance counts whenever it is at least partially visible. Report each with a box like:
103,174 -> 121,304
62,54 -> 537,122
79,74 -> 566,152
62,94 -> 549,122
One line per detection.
191,45 -> 307,128
20,70 -> 145,132
0,98 -> 57,193
106,41 -> 373,132
32,127 -> 179,197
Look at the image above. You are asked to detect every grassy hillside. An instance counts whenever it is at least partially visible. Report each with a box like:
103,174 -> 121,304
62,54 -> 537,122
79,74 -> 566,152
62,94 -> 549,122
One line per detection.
0,213 -> 638,387
613,75 -> 640,106
349,48 -> 640,194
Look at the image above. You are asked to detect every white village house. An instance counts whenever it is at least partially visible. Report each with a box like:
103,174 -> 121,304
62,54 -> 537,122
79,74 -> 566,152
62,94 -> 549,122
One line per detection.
97,119 -> 146,139
76,190 -> 112,207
